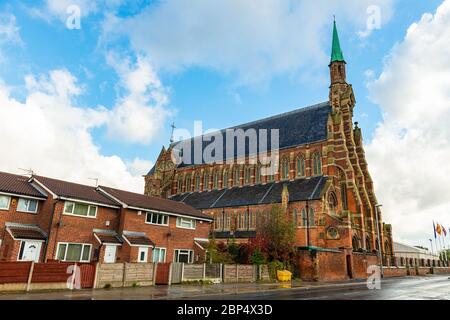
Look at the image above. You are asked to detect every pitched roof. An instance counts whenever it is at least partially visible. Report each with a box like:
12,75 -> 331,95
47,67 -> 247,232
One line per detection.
33,175 -> 119,207
0,171 -> 46,199
99,185 -> 213,221
123,232 -> 155,246
170,176 -> 328,209
94,230 -> 123,245
170,102 -> 331,168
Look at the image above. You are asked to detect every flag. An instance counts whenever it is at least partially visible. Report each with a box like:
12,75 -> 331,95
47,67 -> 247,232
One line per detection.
443,227 -> 447,237
436,223 -> 442,236
433,221 -> 437,239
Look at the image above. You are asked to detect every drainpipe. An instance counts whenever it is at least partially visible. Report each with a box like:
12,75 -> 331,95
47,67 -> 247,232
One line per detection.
306,200 -> 310,248
42,200 -> 58,262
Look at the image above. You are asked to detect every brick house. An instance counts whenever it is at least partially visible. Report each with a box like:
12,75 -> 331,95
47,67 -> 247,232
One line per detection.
0,171 -> 212,264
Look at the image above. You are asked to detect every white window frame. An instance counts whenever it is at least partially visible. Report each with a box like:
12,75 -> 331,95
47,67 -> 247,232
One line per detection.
174,249 -> 194,263
176,217 -> 196,230
138,247 -> 148,263
0,195 -> 11,211
145,211 -> 169,226
63,201 -> 97,218
17,198 -> 39,214
152,247 -> 167,263
56,242 -> 92,262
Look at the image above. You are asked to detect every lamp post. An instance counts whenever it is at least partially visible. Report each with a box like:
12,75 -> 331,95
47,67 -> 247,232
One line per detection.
375,204 -> 384,277
429,239 -> 434,255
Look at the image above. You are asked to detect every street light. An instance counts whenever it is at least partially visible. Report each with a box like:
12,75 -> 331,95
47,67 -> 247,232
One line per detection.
375,204 -> 384,277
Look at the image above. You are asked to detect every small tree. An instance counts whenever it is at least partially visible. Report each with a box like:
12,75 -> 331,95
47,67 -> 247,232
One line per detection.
256,204 -> 296,266
249,249 -> 266,265
206,236 -> 234,264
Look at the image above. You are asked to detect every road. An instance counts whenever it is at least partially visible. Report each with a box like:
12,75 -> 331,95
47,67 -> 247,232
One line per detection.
0,275 -> 448,300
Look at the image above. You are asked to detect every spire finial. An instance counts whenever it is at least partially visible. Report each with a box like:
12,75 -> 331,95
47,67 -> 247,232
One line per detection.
331,19 -> 345,63
170,122 -> 176,144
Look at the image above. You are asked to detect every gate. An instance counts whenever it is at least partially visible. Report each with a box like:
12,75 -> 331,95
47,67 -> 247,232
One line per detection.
171,263 -> 183,284
155,263 -> 171,285
79,263 -> 96,288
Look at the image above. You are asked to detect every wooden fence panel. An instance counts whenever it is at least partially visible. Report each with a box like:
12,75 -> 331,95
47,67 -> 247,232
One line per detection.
31,262 -> 73,283
155,263 -> 171,285
183,264 -> 204,280
0,262 -> 32,284
205,264 -> 221,279
79,263 -> 96,288
124,263 -> 154,286
171,263 -> 182,284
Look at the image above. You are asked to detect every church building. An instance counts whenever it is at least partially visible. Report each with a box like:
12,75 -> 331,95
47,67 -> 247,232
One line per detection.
144,22 -> 394,271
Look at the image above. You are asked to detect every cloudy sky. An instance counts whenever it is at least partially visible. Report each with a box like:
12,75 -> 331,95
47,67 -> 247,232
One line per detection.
0,0 -> 448,249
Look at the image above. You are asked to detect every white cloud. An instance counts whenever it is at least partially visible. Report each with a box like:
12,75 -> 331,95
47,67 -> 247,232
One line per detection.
105,53 -> 171,144
366,0 -> 450,248
102,0 -> 394,85
0,13 -> 23,62
0,58 -> 167,192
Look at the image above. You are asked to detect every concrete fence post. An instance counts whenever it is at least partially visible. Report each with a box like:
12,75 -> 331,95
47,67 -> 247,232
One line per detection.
203,263 -> 206,281
122,263 -> 127,287
152,263 -> 158,286
181,263 -> 185,282
236,264 -> 239,283
92,262 -> 100,289
220,263 -> 223,283
26,261 -> 34,292
168,263 -> 173,286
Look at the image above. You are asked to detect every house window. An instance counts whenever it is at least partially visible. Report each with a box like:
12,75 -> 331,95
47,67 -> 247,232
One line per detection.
57,243 -> 91,262
138,247 -> 148,263
63,201 -> 97,218
145,212 -> 169,226
176,217 -> 196,229
0,195 -> 11,210
174,249 -> 194,263
297,155 -> 306,177
281,158 -> 289,180
17,198 -> 39,214
177,177 -> 183,193
312,152 -> 322,176
152,247 -> 166,263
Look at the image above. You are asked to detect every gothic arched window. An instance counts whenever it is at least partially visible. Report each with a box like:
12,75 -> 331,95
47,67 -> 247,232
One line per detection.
185,174 -> 191,192
297,154 -> 306,177
301,208 -> 314,226
352,236 -> 360,251
312,152 -> 322,176
195,173 -> 201,191
223,169 -> 229,188
328,192 -> 338,215
233,166 -> 240,186
293,209 -> 299,227
255,164 -> 262,184
244,167 -> 252,185
281,157 -> 289,180
366,236 -> 372,251
203,172 -> 209,191
213,171 -> 219,189
177,176 -> 183,193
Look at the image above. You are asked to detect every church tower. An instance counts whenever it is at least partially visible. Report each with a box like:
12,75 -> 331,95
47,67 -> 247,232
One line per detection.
329,20 -> 346,85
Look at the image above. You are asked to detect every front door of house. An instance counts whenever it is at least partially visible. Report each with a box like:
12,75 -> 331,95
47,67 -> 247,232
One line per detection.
21,241 -> 42,262
104,245 -> 117,263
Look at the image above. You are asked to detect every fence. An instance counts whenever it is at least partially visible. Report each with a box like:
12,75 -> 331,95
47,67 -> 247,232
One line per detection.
0,262 -> 272,292
0,261 -> 96,292
95,262 -> 155,288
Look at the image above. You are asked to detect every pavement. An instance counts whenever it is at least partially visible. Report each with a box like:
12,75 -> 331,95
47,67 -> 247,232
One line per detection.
0,275 -> 449,300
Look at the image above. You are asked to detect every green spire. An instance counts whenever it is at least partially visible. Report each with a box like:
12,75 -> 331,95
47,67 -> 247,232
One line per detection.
331,20 -> 345,63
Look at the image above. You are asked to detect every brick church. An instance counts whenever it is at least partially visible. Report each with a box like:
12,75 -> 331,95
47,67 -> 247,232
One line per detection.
144,21 -> 394,271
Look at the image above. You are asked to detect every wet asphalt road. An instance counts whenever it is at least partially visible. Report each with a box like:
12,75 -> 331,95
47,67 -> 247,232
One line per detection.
0,275 -> 448,300
192,276 -> 450,300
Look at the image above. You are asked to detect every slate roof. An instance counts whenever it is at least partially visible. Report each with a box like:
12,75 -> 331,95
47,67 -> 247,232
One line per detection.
213,231 -> 257,239
169,102 -> 331,168
33,175 -> 119,207
170,176 -> 328,209
0,171 -> 46,199
99,186 -> 213,221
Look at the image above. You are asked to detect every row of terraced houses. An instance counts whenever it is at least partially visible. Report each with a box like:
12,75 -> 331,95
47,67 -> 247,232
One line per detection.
0,171 -> 212,264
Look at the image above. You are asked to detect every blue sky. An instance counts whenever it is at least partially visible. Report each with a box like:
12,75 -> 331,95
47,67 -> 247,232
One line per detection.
0,0 -> 450,246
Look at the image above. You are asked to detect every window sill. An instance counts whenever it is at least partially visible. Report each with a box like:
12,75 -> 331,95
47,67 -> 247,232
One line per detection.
62,212 -> 97,219
16,210 -> 38,214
